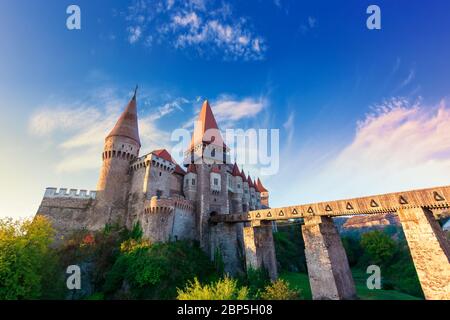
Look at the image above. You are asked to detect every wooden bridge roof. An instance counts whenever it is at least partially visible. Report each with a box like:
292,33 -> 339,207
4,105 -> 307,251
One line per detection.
210,185 -> 450,223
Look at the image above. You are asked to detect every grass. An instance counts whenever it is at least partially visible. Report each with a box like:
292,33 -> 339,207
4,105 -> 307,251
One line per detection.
280,270 -> 422,300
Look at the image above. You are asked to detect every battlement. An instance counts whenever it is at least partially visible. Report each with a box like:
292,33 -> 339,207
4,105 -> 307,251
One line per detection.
130,152 -> 176,173
44,187 -> 97,199
144,196 -> 194,214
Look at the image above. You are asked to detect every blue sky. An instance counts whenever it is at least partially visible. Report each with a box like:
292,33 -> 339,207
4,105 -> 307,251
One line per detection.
1,0 -> 450,218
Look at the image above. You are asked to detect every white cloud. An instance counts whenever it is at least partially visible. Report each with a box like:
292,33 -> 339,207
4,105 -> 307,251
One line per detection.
181,95 -> 267,130
399,69 -> 415,88
28,91 -> 185,173
212,96 -> 266,122
308,16 -> 316,28
300,16 -> 317,34
125,0 -> 266,60
127,25 -> 143,44
283,111 -> 295,146
273,97 -> 450,208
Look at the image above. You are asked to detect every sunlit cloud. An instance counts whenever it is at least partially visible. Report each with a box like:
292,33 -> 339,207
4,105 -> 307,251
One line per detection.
125,0 -> 266,60
272,97 -> 450,207
28,90 -> 181,173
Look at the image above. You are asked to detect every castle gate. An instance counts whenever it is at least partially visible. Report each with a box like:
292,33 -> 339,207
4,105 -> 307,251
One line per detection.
210,185 -> 450,300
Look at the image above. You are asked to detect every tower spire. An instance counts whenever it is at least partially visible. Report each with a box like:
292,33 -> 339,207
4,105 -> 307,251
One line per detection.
106,87 -> 141,146
188,100 -> 227,150
133,85 -> 138,100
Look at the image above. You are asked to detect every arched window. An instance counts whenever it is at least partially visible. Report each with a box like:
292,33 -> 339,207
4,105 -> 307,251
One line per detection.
211,148 -> 216,157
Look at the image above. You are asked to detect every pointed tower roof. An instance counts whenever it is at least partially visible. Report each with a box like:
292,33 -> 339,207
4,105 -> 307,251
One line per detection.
187,163 -> 197,174
152,149 -> 176,164
241,169 -> 247,182
247,175 -> 254,188
107,87 -> 141,146
211,166 -> 221,174
189,100 -> 227,150
231,163 -> 241,177
174,164 -> 186,176
256,178 -> 268,192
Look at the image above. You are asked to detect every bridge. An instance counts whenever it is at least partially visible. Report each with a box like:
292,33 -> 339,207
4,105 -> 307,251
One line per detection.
210,185 -> 450,300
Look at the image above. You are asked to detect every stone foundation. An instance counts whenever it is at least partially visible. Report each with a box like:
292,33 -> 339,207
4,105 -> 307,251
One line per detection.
397,207 -> 450,300
210,222 -> 245,276
302,216 -> 356,300
243,221 -> 278,280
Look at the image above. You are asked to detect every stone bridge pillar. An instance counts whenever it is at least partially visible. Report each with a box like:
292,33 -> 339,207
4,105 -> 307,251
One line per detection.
243,220 -> 278,281
397,207 -> 450,300
210,222 -> 244,277
302,216 -> 357,300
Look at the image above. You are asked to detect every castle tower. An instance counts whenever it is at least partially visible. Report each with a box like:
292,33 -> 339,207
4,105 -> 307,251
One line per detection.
94,88 -> 141,226
230,163 -> 244,213
184,100 -> 230,252
256,178 -> 269,207
241,169 -> 250,212
248,175 -> 256,210
183,164 -> 198,201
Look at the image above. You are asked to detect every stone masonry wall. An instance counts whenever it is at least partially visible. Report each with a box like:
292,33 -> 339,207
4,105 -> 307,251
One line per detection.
397,207 -> 450,299
302,216 -> 356,300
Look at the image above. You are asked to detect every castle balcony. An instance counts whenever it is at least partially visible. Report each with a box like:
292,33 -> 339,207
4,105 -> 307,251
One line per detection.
144,196 -> 194,214
44,187 -> 96,199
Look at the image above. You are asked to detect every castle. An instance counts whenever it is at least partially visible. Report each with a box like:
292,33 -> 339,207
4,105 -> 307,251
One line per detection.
36,89 -> 269,274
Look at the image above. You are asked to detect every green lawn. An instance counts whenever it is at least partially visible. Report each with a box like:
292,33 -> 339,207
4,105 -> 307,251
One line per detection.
280,271 -> 422,300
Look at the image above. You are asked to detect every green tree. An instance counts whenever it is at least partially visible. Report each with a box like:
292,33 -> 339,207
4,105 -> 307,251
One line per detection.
104,240 -> 217,299
360,230 -> 396,266
0,216 -> 62,299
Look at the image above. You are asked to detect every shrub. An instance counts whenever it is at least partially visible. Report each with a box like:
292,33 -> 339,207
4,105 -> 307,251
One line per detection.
244,267 -> 270,299
0,216 -> 64,299
120,238 -> 151,253
177,276 -> 248,300
260,279 -> 300,300
104,240 -> 217,299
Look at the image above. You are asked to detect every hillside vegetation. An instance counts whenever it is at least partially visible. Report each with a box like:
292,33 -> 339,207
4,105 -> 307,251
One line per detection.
0,216 -> 425,300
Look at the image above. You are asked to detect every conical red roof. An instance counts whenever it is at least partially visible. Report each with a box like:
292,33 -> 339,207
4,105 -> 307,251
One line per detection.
107,90 -> 140,146
187,164 -> 197,174
241,169 -> 247,182
152,149 -> 175,164
189,100 -> 227,150
211,166 -> 221,174
231,163 -> 241,177
256,178 -> 268,192
174,164 -> 186,175
247,175 -> 254,188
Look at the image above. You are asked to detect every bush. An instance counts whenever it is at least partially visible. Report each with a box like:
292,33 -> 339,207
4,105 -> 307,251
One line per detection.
0,216 -> 64,299
177,276 -> 248,300
104,240 -> 217,299
244,267 -> 270,299
260,279 -> 300,300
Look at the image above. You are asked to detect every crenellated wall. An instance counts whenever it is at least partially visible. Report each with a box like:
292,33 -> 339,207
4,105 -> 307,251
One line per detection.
44,187 -> 97,199
139,196 -> 196,242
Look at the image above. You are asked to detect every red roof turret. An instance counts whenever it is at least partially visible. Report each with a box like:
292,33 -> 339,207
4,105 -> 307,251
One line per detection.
107,87 -> 141,146
188,100 -> 227,150
231,163 -> 241,177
